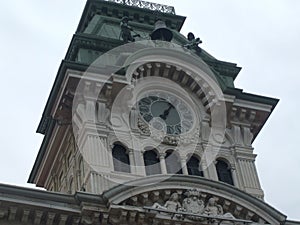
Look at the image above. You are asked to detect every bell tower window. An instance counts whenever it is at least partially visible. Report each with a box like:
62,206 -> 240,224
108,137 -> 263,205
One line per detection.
144,150 -> 161,175
112,144 -> 130,173
216,159 -> 234,185
165,150 -> 182,174
187,155 -> 203,177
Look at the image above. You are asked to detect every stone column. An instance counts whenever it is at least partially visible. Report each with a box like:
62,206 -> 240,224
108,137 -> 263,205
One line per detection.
231,166 -> 239,188
97,101 -> 109,124
201,160 -> 209,178
209,160 -> 219,181
83,81 -> 97,123
180,157 -> 188,175
202,144 -> 218,181
90,172 -> 95,193
76,169 -> 81,191
128,149 -> 135,174
134,150 -> 146,176
85,100 -> 96,123
231,124 -> 243,146
159,153 -> 167,174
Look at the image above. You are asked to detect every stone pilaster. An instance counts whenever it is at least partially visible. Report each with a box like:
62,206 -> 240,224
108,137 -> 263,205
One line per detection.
235,149 -> 264,198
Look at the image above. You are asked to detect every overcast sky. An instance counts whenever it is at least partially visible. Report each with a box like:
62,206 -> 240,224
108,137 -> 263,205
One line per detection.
0,0 -> 299,220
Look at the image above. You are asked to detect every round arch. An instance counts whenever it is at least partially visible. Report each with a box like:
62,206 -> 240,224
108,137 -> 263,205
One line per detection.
215,158 -> 234,186
102,175 -> 286,225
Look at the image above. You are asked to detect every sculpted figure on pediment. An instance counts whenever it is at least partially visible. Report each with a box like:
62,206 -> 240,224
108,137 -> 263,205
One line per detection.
148,189 -> 255,224
152,192 -> 181,212
204,197 -> 223,216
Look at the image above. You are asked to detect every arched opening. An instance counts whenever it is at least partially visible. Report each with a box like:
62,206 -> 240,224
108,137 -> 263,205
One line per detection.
216,159 -> 234,185
165,150 -> 182,174
143,150 -> 161,175
187,155 -> 203,177
112,144 -> 130,173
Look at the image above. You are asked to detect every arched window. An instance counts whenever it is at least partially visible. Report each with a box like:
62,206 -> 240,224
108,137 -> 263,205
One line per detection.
165,150 -> 182,174
216,159 -> 234,185
112,144 -> 130,173
187,155 -> 203,176
144,150 -> 161,175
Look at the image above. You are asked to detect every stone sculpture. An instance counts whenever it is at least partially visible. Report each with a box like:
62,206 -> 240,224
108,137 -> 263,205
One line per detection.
150,189 -> 251,224
181,189 -> 205,214
120,16 -> 140,42
152,192 -> 181,211
204,197 -> 223,216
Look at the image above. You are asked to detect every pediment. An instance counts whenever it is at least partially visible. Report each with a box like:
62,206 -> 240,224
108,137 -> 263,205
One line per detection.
102,175 -> 286,225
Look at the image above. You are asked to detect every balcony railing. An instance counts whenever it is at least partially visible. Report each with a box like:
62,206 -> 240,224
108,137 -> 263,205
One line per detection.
102,0 -> 176,14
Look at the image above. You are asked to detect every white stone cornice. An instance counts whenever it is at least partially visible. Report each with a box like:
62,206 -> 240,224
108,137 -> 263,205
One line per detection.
234,98 -> 273,112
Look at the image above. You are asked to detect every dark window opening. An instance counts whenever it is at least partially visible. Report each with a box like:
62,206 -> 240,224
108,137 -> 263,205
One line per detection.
112,144 -> 130,173
216,160 -> 234,185
165,150 -> 182,174
187,155 -> 203,176
144,150 -> 161,175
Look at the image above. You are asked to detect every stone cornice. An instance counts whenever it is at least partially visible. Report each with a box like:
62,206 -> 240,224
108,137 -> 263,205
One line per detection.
0,184 -> 76,205
36,61 -> 89,135
0,184 -> 107,225
225,87 -> 279,108
3,176 -> 298,224
65,34 -> 122,62
204,58 -> 241,81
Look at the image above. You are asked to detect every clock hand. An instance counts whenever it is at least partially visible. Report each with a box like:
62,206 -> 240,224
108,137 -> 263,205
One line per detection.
159,103 -> 173,120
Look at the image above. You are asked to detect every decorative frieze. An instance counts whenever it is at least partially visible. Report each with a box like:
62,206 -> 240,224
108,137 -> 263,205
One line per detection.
107,188 -> 269,224
148,189 -> 249,224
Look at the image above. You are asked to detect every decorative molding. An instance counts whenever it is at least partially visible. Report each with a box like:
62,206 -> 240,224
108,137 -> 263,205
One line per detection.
110,188 -> 265,224
117,189 -> 268,224
102,0 -> 176,14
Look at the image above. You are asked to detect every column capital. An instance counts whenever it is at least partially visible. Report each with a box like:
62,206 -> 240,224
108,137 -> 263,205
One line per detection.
159,153 -> 167,158
230,165 -> 236,171
128,148 -> 134,154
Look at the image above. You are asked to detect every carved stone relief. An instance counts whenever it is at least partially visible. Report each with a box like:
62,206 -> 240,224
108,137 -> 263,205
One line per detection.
150,189 -> 239,223
114,188 -> 266,225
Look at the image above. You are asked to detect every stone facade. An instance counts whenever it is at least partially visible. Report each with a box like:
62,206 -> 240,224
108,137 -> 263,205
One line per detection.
0,176 -> 297,224
0,0 -> 298,225
33,50 -> 268,198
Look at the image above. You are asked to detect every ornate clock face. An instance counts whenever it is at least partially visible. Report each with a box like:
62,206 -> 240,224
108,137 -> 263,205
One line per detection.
138,93 -> 194,135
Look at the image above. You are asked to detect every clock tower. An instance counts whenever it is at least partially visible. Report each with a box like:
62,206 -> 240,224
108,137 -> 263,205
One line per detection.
19,0 -> 299,224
